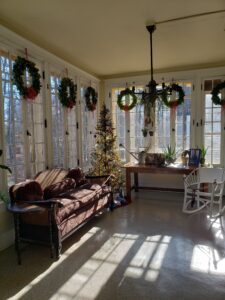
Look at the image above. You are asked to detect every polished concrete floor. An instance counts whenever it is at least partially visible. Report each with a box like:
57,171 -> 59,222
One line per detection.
1,191 -> 225,300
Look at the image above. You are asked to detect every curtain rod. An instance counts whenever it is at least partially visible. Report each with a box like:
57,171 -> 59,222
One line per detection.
155,9 -> 225,25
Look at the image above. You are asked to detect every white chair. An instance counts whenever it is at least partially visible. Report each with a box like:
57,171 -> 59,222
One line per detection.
183,167 -> 225,217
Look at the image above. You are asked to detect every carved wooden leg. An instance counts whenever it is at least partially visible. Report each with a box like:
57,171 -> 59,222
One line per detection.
126,169 -> 131,203
134,172 -> 139,192
109,192 -> 114,212
14,214 -> 21,265
48,208 -> 54,259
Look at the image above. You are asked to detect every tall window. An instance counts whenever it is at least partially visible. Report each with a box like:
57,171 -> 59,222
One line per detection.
80,81 -> 97,171
67,108 -> 77,168
203,79 -> 223,165
50,74 -> 65,168
111,87 -> 144,161
154,104 -> 170,152
1,54 -> 25,185
154,81 -> 192,155
0,52 -> 46,184
25,62 -> 45,177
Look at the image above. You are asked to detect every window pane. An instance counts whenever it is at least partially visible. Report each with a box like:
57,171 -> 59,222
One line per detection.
81,84 -> 97,171
50,75 -> 65,168
1,55 -> 26,185
204,80 -> 221,165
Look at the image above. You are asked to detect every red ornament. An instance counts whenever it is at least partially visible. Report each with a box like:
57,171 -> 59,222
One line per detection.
25,87 -> 38,100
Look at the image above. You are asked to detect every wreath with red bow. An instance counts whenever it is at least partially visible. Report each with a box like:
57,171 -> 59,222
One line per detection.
12,56 -> 41,100
85,87 -> 98,111
117,88 -> 137,111
211,81 -> 225,107
161,84 -> 185,108
58,77 -> 77,109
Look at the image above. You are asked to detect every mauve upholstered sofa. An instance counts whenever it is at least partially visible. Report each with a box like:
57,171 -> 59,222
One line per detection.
9,168 -> 113,259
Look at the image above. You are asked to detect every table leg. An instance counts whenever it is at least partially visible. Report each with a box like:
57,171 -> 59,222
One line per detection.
126,169 -> 131,203
134,172 -> 139,192
48,208 -> 54,258
14,214 -> 21,265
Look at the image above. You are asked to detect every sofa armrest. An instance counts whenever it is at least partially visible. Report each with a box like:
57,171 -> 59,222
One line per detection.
23,198 -> 65,208
9,180 -> 43,204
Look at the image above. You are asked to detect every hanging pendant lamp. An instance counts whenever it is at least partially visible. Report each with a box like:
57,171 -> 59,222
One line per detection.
117,25 -> 185,111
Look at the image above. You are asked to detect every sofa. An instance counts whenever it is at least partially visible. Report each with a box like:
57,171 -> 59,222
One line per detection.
9,168 -> 113,260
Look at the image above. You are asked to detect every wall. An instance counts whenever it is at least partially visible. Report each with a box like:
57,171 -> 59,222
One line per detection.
0,25 -> 100,251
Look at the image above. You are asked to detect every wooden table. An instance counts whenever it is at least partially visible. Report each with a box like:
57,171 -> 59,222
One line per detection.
123,162 -> 195,203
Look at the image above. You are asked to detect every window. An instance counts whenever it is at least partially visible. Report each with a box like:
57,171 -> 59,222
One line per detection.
67,107 -> 78,169
154,82 -> 192,156
111,87 -> 145,161
1,54 -> 25,185
203,79 -> 223,165
80,81 -> 97,171
50,74 -> 65,168
25,61 -> 46,177
0,52 -> 46,184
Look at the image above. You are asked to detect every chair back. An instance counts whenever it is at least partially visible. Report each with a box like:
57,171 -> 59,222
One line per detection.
199,167 -> 225,183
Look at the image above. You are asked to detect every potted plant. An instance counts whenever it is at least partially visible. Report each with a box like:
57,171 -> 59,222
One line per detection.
163,145 -> 177,165
200,146 -> 207,166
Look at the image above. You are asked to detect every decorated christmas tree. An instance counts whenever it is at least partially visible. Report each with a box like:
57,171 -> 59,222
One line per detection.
89,104 -> 124,192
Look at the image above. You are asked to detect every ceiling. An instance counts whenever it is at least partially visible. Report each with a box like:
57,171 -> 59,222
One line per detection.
0,0 -> 225,78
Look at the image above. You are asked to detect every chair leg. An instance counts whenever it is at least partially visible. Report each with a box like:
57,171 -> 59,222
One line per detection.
209,191 -> 215,218
182,191 -> 187,212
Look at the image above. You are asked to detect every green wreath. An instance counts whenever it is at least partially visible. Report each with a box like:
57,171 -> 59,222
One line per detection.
85,87 -> 98,111
211,81 -> 225,106
12,56 -> 41,100
58,77 -> 77,109
117,88 -> 137,111
161,83 -> 185,108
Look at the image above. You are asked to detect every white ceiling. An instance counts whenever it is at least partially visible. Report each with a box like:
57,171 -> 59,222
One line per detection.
0,0 -> 225,78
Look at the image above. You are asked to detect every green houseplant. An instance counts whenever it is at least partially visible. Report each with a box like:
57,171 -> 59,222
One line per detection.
200,146 -> 207,166
164,145 -> 177,165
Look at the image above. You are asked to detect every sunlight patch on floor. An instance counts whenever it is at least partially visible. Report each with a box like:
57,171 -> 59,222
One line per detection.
191,244 -> 225,275
50,233 -> 137,300
124,235 -> 172,282
9,227 -> 101,300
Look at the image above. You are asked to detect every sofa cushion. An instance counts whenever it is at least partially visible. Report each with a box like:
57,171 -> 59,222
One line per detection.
66,168 -> 88,186
10,180 -> 43,203
43,178 -> 76,199
35,169 -> 68,190
55,184 -> 111,223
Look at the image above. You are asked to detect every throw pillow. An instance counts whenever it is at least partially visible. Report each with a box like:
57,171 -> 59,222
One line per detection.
66,168 -> 88,186
43,178 -> 76,199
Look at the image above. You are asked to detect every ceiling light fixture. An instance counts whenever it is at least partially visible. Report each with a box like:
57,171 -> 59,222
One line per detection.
117,25 -> 185,114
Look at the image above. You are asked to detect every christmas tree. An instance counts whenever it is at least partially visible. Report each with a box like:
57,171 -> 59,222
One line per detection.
89,104 -> 124,192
